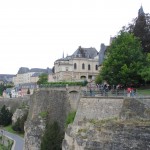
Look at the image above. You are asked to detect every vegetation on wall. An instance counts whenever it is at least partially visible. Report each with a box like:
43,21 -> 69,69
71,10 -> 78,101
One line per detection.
41,121 -> 64,150
39,80 -> 88,87
65,111 -> 76,127
12,113 -> 28,133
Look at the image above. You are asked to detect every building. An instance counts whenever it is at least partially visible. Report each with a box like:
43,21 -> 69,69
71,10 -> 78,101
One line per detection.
13,67 -> 51,85
0,74 -> 15,86
49,46 -> 100,82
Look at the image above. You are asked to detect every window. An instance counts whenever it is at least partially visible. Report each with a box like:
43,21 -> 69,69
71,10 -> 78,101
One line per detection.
88,64 -> 90,70
66,67 -> 68,71
82,63 -> 85,69
74,63 -> 77,69
95,65 -> 98,70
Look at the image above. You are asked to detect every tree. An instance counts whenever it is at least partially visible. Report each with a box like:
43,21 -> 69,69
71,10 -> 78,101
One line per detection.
122,9 -> 150,53
0,84 -> 5,96
12,113 -> 28,133
98,32 -> 145,85
140,53 -> 150,82
41,121 -> 64,150
37,73 -> 48,85
27,88 -> 30,94
0,105 -> 12,126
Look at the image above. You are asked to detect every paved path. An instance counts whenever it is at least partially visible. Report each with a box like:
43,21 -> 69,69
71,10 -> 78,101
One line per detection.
0,130 -> 24,150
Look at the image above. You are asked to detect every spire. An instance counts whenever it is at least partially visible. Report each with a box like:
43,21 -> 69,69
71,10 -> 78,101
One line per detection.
138,5 -> 144,16
62,51 -> 64,58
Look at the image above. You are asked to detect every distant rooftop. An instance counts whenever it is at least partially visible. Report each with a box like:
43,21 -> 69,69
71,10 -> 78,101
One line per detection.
17,67 -> 51,74
72,46 -> 98,59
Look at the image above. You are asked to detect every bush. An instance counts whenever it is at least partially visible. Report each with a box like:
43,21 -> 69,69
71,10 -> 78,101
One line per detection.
0,105 -> 12,126
12,113 -> 28,133
65,111 -> 76,127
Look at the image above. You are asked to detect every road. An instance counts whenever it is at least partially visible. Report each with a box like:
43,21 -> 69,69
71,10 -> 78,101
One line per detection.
0,130 -> 24,150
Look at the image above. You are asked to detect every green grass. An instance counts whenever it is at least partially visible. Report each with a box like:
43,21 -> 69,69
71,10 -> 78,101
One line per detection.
65,111 -> 76,127
39,111 -> 48,118
137,89 -> 150,95
0,144 -> 7,150
3,125 -> 24,137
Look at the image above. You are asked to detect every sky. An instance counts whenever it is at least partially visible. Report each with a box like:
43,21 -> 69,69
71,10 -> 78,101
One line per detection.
0,0 -> 149,74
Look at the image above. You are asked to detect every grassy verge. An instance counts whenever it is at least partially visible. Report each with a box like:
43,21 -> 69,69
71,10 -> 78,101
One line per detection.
0,144 -> 7,150
4,125 -> 24,138
137,89 -> 150,95
65,111 -> 76,127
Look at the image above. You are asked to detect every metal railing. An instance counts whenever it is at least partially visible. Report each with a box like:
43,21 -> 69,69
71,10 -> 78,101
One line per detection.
81,89 -> 150,98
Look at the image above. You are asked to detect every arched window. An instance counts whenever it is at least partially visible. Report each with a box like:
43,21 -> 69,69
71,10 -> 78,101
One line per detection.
82,63 -> 85,69
88,64 -> 90,70
95,65 -> 98,70
74,63 -> 77,69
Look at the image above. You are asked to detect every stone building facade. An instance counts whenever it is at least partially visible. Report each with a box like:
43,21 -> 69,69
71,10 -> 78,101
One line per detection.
49,46 -> 100,82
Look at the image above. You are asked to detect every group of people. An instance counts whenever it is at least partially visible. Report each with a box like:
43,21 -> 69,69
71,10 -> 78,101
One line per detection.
127,87 -> 136,97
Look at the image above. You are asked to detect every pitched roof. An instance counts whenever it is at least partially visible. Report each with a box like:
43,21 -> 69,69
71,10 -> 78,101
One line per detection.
17,67 -> 30,74
17,67 -> 52,74
72,46 -> 98,59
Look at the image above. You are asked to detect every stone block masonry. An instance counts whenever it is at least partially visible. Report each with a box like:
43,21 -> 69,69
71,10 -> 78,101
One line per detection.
74,97 -> 124,124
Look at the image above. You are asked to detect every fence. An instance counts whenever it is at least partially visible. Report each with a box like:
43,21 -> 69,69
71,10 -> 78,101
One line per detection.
81,89 -> 150,98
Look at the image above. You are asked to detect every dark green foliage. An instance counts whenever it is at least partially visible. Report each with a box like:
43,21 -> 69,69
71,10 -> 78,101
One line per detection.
0,105 -> 12,126
0,84 -> 14,96
122,13 -> 150,53
12,113 -> 28,133
37,73 -> 48,85
27,88 -> 30,94
0,84 -> 5,96
140,53 -> 150,82
41,121 -> 64,150
65,111 -> 76,127
98,32 -> 145,85
39,81 -> 87,87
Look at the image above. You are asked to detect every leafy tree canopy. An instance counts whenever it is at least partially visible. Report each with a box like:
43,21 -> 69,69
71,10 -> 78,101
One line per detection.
98,32 -> 145,85
140,53 -> 150,82
37,73 -> 48,85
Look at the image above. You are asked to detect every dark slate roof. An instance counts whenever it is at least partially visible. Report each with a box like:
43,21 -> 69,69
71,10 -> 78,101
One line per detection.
17,67 -> 30,74
30,68 -> 48,73
55,56 -> 72,62
31,72 -> 42,77
17,67 -> 52,74
72,46 -> 98,59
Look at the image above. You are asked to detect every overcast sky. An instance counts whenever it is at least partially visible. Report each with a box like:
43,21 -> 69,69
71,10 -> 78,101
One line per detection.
0,0 -> 149,74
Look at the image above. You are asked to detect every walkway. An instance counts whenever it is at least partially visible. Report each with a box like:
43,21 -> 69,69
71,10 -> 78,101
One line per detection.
0,130 -> 24,150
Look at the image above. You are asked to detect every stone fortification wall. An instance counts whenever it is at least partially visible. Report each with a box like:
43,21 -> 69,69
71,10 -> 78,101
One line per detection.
0,96 -> 30,112
74,97 -> 124,124
63,98 -> 150,150
24,89 -> 71,150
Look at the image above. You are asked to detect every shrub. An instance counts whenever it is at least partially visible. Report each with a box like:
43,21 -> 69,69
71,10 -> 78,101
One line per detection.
12,113 -> 28,133
0,105 -> 12,126
65,111 -> 76,127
